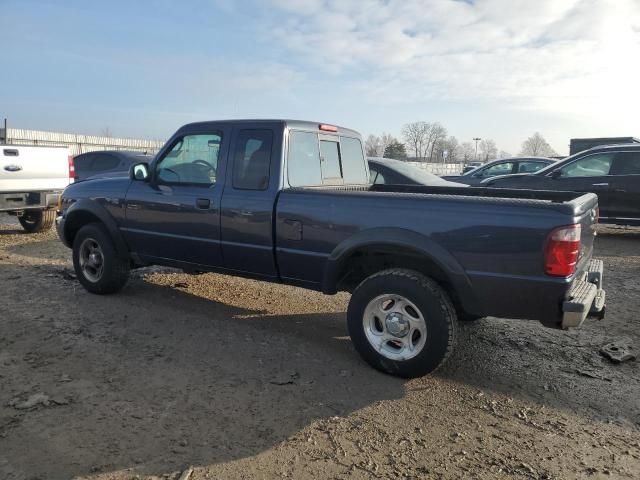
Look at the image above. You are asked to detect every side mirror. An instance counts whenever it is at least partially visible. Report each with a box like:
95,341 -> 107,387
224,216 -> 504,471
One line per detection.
549,169 -> 562,179
131,162 -> 150,181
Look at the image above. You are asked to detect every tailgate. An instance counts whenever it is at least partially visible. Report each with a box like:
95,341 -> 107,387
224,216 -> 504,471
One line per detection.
574,194 -> 599,276
1,146 -> 70,192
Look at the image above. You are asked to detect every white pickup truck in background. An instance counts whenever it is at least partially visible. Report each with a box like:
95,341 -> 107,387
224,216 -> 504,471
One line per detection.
0,145 -> 73,232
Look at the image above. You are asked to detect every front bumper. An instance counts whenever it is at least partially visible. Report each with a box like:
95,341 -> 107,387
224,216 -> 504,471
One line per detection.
55,214 -> 71,248
562,258 -> 606,329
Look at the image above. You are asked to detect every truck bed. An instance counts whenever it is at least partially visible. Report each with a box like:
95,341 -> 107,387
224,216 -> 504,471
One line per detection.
276,184 -> 599,326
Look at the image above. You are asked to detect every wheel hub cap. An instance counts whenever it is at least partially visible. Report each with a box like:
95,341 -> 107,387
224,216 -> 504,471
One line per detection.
362,294 -> 428,361
385,312 -> 410,337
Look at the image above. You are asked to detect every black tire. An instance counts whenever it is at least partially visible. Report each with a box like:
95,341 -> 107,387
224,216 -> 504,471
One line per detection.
18,209 -> 56,233
347,268 -> 457,378
72,223 -> 130,294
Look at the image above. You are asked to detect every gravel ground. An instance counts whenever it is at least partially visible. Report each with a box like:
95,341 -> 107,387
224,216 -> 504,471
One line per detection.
0,214 -> 638,479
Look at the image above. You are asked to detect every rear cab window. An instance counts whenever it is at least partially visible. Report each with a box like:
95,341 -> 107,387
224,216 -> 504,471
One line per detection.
287,128 -> 368,187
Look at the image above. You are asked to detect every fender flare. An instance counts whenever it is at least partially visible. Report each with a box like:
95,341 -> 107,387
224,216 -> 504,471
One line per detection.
321,227 -> 481,314
63,199 -> 129,258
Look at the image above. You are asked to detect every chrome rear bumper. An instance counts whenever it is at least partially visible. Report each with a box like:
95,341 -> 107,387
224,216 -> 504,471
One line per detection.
562,259 -> 606,329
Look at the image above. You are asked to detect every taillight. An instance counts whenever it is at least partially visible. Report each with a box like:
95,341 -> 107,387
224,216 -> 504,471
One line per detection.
544,224 -> 581,277
68,156 -> 76,182
319,124 -> 338,132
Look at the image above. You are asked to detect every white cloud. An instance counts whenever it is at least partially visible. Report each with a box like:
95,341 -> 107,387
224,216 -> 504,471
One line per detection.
265,0 -> 640,126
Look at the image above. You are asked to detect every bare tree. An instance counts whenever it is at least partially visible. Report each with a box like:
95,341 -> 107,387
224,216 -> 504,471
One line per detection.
479,139 -> 498,162
365,134 -> 381,157
520,132 -> 558,157
402,122 -> 429,160
443,136 -> 460,163
427,123 -> 447,161
366,132 -> 398,157
379,132 -> 394,157
433,135 -> 458,163
460,142 -> 475,163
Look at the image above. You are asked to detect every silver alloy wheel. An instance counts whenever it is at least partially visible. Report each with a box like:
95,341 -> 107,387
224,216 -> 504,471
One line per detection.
362,294 -> 427,361
78,237 -> 105,283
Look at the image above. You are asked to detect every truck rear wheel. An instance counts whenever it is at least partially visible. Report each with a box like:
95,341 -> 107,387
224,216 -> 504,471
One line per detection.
18,209 -> 56,233
72,223 -> 130,294
347,269 -> 457,378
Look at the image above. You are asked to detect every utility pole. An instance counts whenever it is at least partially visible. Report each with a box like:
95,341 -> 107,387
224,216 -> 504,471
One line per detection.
473,137 -> 481,162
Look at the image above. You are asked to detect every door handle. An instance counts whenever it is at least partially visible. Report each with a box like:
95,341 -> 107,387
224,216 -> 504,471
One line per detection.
196,198 -> 210,209
591,183 -> 609,186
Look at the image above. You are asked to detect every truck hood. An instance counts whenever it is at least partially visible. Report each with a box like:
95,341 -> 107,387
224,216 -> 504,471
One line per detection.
63,176 -> 131,199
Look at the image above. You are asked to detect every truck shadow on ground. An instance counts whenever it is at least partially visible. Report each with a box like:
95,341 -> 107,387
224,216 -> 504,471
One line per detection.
2,265 -> 638,480
0,269 -> 405,479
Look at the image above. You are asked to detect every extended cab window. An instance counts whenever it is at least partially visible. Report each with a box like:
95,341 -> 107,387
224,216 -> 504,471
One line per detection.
156,133 -> 221,185
233,129 -> 272,190
288,130 -> 368,186
560,153 -> 613,178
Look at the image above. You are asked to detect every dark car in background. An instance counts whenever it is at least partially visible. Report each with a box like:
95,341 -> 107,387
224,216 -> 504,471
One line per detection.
484,144 -> 640,225
73,150 -> 153,181
368,157 -> 467,187
462,161 -> 483,174
442,157 -> 556,185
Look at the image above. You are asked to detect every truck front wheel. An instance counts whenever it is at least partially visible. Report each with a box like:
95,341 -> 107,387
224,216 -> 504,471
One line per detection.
18,209 -> 56,233
347,269 -> 457,378
72,223 -> 130,294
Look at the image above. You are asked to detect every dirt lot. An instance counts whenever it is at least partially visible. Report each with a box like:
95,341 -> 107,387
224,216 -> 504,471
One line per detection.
0,214 -> 638,480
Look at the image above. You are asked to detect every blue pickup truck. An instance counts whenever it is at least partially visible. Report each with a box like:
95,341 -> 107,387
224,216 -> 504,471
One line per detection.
56,120 -> 605,378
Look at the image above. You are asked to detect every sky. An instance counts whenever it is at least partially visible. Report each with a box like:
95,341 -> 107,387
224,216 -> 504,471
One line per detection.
1,0 -> 639,155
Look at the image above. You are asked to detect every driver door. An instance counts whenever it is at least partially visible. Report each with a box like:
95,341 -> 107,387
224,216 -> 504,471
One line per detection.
123,128 -> 229,267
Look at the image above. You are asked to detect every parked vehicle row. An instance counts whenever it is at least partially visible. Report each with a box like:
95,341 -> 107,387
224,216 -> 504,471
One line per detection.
484,144 -> 640,226
443,157 -> 557,185
55,119 -> 605,378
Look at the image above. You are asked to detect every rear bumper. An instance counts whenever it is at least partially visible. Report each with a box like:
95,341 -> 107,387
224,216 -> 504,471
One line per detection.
0,191 -> 61,212
562,259 -> 606,329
